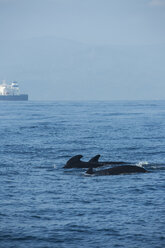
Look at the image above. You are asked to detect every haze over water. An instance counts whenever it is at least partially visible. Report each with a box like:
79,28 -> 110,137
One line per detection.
0,0 -> 165,101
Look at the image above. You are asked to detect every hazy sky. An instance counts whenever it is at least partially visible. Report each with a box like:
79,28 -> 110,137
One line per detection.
0,0 -> 165,45
0,0 -> 165,100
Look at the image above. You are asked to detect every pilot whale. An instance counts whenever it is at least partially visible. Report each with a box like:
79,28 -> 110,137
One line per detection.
86,165 -> 148,176
63,155 -> 106,169
89,154 -> 127,165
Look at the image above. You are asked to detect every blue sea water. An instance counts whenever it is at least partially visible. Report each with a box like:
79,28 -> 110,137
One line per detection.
0,100 -> 165,248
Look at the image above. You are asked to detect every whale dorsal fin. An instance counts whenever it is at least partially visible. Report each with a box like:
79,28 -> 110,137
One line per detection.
67,155 -> 83,164
86,167 -> 94,174
63,155 -> 83,168
88,155 -> 100,163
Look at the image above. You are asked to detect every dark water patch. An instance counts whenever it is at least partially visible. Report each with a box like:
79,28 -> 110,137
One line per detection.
0,169 -> 20,176
0,212 -> 7,217
102,112 -> 143,117
119,146 -> 141,151
35,166 -> 55,170
31,215 -> 41,219
135,136 -> 165,140
20,125 -> 39,129
143,151 -> 165,156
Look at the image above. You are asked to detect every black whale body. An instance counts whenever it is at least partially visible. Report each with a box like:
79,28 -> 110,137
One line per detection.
89,154 -> 127,165
63,155 -> 106,169
64,155 -> 130,169
86,165 -> 148,175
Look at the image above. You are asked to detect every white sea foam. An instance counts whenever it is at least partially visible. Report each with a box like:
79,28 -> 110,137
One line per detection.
83,172 -> 94,176
136,161 -> 149,167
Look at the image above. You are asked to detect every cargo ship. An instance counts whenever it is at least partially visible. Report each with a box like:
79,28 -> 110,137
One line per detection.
0,81 -> 28,101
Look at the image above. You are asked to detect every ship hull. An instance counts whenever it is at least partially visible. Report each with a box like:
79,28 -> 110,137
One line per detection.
0,94 -> 28,101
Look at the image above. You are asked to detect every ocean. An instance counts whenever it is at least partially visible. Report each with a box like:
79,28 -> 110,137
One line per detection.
0,100 -> 165,248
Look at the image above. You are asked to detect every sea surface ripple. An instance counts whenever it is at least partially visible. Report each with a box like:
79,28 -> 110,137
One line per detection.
0,100 -> 165,248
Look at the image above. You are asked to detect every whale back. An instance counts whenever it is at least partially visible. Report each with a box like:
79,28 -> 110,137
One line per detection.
88,155 -> 100,163
86,165 -> 148,175
110,165 -> 147,174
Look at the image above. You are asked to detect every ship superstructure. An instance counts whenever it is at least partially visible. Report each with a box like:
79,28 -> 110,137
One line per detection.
0,81 -> 28,101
